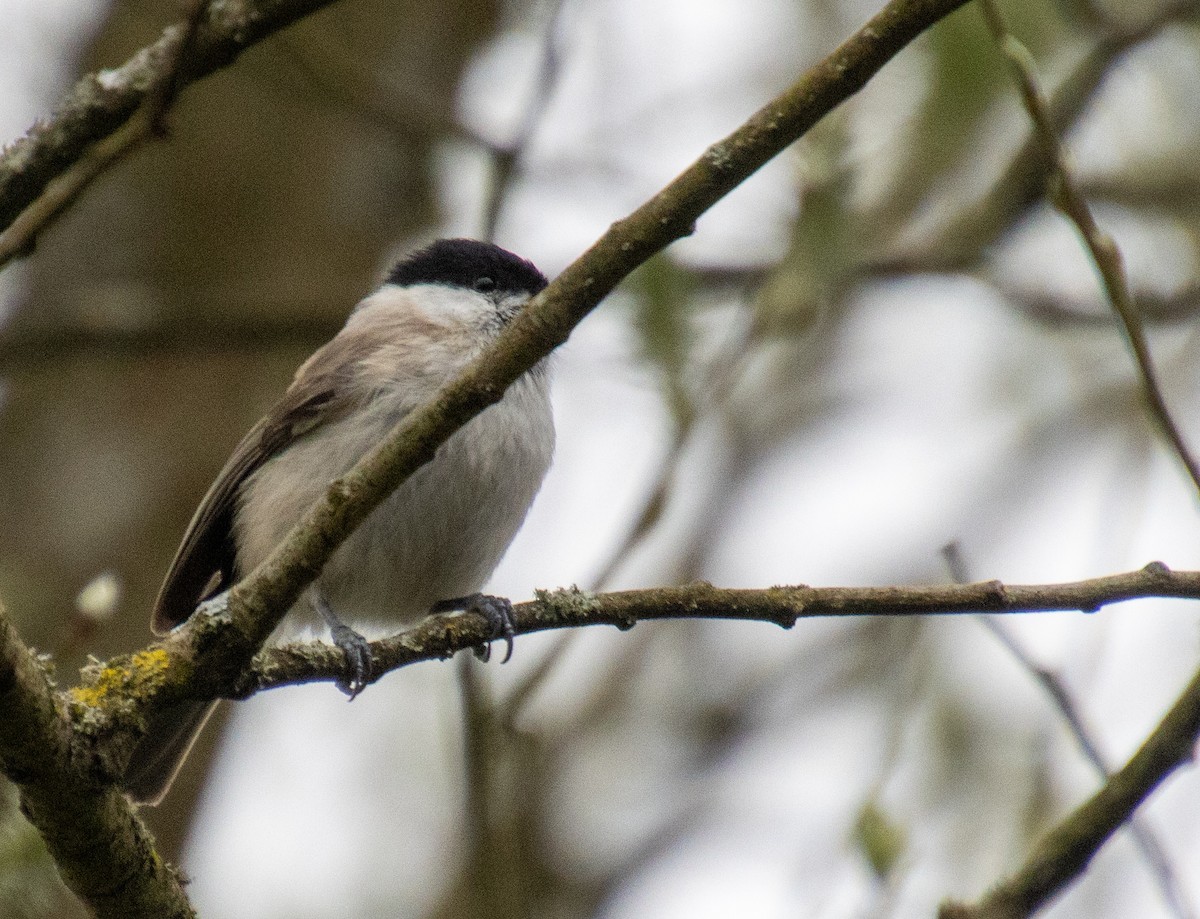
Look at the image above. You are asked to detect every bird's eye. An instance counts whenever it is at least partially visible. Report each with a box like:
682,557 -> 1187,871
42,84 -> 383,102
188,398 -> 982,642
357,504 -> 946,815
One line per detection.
473,276 -> 496,293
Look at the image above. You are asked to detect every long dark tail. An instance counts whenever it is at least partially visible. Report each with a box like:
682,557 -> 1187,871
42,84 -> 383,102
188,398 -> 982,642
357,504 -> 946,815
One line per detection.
122,700 -> 218,805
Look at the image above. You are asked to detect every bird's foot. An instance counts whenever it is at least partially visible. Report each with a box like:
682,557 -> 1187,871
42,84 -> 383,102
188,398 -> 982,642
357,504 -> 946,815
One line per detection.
431,593 -> 516,663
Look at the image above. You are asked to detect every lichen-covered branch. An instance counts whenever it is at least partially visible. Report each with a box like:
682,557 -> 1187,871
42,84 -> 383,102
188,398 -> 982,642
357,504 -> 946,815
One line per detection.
237,563 -> 1198,693
0,605 -> 193,919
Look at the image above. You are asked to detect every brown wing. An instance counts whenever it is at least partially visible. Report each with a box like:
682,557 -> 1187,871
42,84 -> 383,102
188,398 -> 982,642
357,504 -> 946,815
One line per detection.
151,340 -> 359,634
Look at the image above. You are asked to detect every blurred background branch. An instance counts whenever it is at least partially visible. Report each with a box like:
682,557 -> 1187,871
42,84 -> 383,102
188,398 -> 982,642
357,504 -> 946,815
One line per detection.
939,653 -> 1200,919
980,0 -> 1200,493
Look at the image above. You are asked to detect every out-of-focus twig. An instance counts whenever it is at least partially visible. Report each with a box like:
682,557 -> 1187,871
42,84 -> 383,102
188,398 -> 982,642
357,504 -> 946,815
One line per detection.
480,0 -> 570,241
496,305 -> 759,729
0,313 -> 340,369
274,29 -> 494,149
981,0 -> 1200,497
979,617 -> 1195,919
942,543 -> 1195,919
873,0 -> 1198,276
995,283 -> 1200,330
590,311 -> 760,590
938,643 -> 1200,919
0,0 -> 347,235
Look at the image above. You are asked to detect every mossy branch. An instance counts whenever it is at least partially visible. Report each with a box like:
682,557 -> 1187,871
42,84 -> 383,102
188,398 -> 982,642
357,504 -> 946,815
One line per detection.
0,606 -> 193,919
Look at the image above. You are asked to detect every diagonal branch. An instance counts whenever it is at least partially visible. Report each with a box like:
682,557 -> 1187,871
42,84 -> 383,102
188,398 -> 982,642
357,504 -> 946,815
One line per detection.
139,0 -> 980,722
940,647 -> 1200,919
0,605 -> 194,919
0,0 -> 346,239
980,0 -> 1200,495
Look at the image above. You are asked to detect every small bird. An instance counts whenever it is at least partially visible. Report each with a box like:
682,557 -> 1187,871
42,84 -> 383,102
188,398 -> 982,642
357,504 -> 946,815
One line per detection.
123,239 -> 555,804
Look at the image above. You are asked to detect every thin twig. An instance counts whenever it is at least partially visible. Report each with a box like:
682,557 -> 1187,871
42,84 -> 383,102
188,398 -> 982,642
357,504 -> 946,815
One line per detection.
147,0 -> 212,134
978,617 -> 1196,919
273,29 -> 495,149
0,110 -> 152,267
980,0 -> 1200,495
456,655 -> 499,917
0,313 -> 339,369
873,0 -> 1198,275
236,562 -> 1197,693
480,0 -> 569,241
496,306 -> 760,728
939,645 -> 1200,919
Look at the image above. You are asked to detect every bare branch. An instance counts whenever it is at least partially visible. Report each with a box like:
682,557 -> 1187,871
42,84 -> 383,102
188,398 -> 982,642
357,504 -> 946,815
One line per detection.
0,0 -> 346,242
981,0 -> 1200,495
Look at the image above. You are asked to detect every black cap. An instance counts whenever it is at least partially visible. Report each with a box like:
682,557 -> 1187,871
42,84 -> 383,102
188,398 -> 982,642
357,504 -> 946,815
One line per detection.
386,239 -> 548,297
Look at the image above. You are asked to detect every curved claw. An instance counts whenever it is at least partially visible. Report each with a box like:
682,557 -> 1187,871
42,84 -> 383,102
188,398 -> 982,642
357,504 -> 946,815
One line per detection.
471,594 -> 515,663
430,593 -> 518,662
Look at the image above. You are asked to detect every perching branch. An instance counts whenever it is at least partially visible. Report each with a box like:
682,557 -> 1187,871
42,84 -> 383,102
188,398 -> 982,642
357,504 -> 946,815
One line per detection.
236,564 -> 1200,919
236,563 -> 1196,693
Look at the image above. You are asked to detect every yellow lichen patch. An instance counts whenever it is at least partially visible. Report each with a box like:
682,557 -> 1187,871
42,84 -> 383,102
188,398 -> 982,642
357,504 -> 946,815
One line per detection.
69,648 -> 173,709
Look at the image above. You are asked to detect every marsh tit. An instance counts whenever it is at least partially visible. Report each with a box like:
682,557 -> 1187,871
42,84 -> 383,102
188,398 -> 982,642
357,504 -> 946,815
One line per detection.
123,239 -> 555,804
